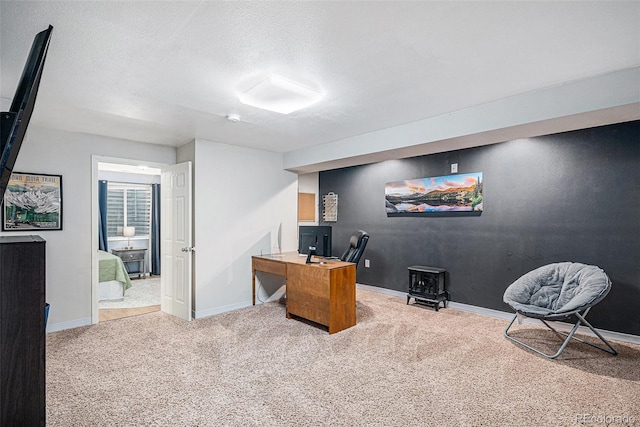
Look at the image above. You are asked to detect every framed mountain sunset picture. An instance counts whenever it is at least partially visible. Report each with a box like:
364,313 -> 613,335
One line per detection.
385,172 -> 483,215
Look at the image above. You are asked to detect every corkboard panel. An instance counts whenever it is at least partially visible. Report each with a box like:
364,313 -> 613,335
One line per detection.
298,193 -> 315,222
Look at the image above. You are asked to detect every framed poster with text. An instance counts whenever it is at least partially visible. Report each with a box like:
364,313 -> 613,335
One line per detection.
2,172 -> 63,231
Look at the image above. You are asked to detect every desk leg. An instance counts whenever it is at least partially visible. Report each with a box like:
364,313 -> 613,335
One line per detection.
252,269 -> 256,305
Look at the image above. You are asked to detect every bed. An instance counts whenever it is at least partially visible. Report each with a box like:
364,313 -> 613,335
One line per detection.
98,250 -> 133,301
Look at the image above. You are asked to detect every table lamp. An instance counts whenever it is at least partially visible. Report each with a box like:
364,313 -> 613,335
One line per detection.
123,226 -> 135,249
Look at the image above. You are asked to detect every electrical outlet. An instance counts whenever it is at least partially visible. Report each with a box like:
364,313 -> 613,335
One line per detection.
365,259 -> 370,268
451,163 -> 458,173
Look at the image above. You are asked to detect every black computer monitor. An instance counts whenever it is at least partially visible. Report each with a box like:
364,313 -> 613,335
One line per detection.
298,226 -> 332,257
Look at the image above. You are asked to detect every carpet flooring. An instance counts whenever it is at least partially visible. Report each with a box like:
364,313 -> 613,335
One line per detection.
46,289 -> 639,426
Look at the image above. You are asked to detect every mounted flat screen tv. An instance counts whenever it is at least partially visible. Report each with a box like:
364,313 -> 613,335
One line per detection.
298,225 -> 332,257
1,25 -> 53,201
385,172 -> 483,215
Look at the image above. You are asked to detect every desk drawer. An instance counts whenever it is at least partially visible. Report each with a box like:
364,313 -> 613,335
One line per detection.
252,257 -> 287,277
113,250 -> 145,261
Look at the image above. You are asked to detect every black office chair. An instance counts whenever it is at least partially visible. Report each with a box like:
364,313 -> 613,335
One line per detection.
340,230 -> 369,266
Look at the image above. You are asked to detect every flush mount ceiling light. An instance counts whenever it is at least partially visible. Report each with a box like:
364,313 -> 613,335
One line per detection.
238,74 -> 325,114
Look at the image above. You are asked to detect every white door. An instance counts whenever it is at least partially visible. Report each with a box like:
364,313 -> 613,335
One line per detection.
161,161 -> 193,321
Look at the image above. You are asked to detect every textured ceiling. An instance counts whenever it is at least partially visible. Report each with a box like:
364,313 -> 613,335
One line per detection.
1,1 -> 639,153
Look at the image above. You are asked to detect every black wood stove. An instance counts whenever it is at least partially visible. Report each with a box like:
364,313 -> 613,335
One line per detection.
406,265 -> 449,311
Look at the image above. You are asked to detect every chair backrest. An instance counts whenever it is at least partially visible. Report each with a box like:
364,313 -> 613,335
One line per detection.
340,230 -> 369,266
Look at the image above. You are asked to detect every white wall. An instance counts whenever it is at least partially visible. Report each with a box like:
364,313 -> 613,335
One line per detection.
178,139 -> 298,318
297,172 -> 319,193
0,127 -> 176,331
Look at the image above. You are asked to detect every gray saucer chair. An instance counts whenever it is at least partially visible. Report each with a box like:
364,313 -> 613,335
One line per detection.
503,262 -> 617,359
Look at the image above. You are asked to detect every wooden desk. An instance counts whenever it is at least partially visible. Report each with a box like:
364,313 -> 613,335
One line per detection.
252,252 -> 356,334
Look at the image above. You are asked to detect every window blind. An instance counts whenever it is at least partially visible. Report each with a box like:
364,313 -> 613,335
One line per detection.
106,183 -> 151,237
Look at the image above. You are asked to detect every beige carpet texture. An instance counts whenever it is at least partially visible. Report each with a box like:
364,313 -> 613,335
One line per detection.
46,289 -> 639,426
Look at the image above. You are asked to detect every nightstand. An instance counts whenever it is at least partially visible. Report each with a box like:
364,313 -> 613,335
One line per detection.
111,248 -> 147,279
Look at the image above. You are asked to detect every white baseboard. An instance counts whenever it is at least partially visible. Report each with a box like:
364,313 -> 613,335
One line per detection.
47,317 -> 92,333
356,283 -> 640,346
357,283 -> 406,298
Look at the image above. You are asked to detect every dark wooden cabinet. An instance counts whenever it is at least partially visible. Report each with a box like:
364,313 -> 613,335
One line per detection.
0,235 -> 46,426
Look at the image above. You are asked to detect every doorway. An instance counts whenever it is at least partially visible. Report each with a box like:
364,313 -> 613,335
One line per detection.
91,156 -> 165,323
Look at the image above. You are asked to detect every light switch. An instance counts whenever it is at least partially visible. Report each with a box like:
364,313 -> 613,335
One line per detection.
451,163 -> 458,173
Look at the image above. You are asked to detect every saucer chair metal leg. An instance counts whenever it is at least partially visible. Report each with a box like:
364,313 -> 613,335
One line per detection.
504,307 -> 617,359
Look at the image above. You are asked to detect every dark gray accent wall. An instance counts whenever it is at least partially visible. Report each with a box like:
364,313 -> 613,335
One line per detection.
319,121 -> 639,335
